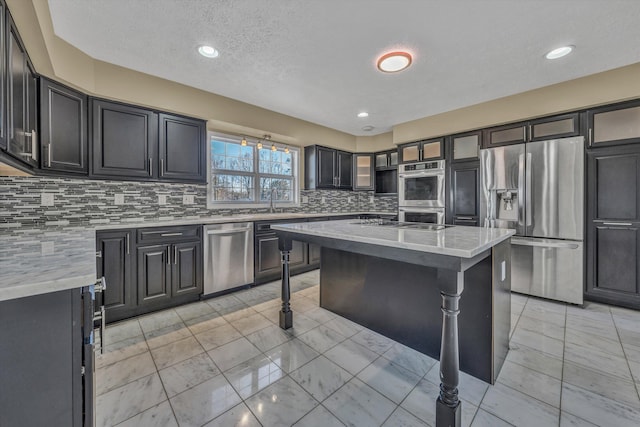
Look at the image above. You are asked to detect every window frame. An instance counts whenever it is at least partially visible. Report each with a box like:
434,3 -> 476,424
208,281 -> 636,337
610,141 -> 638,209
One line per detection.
207,132 -> 300,209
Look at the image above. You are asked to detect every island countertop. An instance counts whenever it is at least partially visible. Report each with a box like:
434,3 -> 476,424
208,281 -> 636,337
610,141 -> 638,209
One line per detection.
271,220 -> 515,258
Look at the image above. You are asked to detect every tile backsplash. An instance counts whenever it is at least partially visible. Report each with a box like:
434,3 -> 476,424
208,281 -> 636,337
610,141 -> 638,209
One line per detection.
0,176 -> 397,227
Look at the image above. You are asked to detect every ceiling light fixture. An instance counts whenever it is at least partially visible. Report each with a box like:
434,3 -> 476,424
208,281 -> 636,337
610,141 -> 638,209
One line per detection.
362,125 -> 375,132
545,45 -> 574,60
198,45 -> 219,58
357,112 -> 369,118
377,51 -> 412,73
241,137 -> 247,146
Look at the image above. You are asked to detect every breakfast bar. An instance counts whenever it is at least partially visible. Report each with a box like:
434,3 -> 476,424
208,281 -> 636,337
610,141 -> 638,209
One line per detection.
272,219 -> 514,427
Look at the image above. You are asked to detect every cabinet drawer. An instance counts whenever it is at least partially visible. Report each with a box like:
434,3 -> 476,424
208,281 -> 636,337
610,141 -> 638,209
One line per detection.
137,225 -> 201,243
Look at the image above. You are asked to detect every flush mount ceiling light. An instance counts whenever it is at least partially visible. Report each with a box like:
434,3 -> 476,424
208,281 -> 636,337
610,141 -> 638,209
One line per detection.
357,112 -> 369,118
545,45 -> 574,60
362,125 -> 375,132
377,51 -> 412,73
198,45 -> 219,58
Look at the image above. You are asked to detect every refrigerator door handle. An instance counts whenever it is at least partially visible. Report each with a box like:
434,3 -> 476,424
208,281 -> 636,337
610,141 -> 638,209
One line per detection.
517,152 -> 526,228
511,237 -> 580,250
525,152 -> 532,228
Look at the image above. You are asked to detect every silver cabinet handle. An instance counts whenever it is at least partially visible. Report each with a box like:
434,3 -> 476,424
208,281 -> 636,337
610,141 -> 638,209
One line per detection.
31,130 -> 37,160
161,232 -> 183,237
589,128 -> 593,144
523,126 -> 526,141
602,222 -> 633,226
149,158 -> 153,176
48,143 -> 52,167
456,216 -> 475,220
174,246 -> 178,265
166,247 -> 170,265
160,158 -> 164,176
93,277 -> 107,355
126,233 -> 130,255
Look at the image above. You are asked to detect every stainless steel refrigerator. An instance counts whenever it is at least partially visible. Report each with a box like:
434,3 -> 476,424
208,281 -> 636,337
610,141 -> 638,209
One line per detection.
480,136 -> 584,305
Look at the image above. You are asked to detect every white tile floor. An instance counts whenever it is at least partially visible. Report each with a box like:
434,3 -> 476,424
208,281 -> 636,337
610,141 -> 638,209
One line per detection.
95,271 -> 640,427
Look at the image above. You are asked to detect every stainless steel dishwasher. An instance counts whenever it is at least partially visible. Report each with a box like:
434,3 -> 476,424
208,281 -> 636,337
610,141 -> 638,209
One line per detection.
203,222 -> 254,296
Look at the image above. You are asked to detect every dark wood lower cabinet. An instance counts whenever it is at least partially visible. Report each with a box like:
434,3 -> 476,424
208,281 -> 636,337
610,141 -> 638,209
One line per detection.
254,231 -> 308,284
97,226 -> 202,323
586,224 -> 640,308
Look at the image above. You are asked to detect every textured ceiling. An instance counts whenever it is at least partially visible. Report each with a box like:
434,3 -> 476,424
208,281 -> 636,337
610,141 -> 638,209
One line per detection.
48,0 -> 640,136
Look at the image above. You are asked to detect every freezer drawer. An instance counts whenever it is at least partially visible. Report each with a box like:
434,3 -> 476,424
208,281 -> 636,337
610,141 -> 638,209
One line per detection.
511,237 -> 583,305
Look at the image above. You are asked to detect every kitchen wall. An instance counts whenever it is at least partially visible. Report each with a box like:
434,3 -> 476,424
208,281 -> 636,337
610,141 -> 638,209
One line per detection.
0,176 -> 397,228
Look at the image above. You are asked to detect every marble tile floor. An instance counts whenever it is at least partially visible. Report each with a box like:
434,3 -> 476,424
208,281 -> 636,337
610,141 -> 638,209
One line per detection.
96,270 -> 640,427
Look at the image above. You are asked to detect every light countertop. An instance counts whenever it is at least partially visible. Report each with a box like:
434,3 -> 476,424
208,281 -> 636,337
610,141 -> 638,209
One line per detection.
0,212 -> 395,301
271,220 -> 515,258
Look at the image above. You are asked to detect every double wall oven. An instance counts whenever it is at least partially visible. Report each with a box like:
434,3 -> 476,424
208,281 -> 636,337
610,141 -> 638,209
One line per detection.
398,160 -> 445,223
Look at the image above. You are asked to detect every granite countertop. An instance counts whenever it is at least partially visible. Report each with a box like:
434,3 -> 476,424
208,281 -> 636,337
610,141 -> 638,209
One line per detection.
271,219 -> 515,258
0,212 -> 396,301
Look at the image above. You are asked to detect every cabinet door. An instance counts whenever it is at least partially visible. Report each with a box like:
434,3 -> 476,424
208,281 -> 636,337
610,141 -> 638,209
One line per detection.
7,21 -> 28,164
589,150 -> 640,221
96,230 -> 135,322
529,113 -> 580,142
353,153 -> 373,190
0,1 -> 6,150
389,150 -> 398,166
309,244 -> 321,265
587,225 -> 640,309
40,79 -> 88,174
158,113 -> 206,182
375,152 -> 388,168
336,150 -> 353,188
400,142 -> 420,163
483,122 -> 527,148
421,140 -> 443,160
450,163 -> 479,222
172,241 -> 203,296
451,132 -> 480,162
137,244 -> 172,306
317,146 -> 336,188
92,99 -> 158,179
26,63 -> 37,161
588,101 -> 640,147
255,233 -> 306,283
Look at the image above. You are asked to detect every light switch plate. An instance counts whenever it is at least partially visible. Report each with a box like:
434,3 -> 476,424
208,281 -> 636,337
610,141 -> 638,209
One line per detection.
369,196 -> 374,204
114,194 -> 125,205
183,194 -> 195,205
321,196 -> 326,204
158,195 -> 167,205
41,193 -> 54,206
348,196 -> 353,203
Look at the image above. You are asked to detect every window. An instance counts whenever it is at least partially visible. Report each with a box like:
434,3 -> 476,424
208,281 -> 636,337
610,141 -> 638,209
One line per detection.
208,134 -> 299,207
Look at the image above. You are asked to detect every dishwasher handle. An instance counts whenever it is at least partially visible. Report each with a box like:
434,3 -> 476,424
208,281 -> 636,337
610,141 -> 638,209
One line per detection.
207,228 -> 252,236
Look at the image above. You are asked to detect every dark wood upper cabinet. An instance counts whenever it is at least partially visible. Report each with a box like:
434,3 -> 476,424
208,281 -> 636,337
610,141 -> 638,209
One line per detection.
529,113 -> 580,142
399,138 -> 443,163
305,145 -> 353,189
450,131 -> 481,162
40,78 -> 88,174
587,100 -> 640,147
483,122 -> 528,148
91,99 -> 158,179
6,12 -> 37,167
158,113 -> 206,182
353,153 -> 374,191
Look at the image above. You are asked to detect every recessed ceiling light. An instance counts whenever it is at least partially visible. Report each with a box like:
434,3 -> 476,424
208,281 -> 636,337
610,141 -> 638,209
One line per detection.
357,112 -> 369,118
545,46 -> 574,60
198,45 -> 219,58
377,51 -> 412,73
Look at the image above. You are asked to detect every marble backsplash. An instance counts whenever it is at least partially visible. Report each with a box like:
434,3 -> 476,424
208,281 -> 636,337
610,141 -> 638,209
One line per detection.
0,176 -> 398,227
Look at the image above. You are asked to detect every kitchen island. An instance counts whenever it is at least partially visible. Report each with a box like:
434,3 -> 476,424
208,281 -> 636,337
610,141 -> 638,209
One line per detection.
272,220 -> 514,427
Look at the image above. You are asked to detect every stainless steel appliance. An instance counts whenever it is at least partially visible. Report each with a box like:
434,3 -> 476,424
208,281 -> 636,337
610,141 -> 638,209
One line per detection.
398,160 -> 445,223
398,160 -> 445,208
398,206 -> 445,224
480,136 -> 584,304
204,223 -> 254,295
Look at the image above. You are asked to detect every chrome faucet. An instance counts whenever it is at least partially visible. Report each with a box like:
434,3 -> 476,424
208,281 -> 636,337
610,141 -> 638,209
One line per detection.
269,188 -> 277,213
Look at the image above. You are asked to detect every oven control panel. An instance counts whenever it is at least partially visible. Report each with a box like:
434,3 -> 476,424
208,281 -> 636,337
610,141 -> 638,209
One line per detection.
403,160 -> 444,171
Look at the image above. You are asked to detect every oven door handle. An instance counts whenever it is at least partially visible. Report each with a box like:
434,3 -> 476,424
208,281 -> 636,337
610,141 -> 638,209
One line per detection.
399,172 -> 444,179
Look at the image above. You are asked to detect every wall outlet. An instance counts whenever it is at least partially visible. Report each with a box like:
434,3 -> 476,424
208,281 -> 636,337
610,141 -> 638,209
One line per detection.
158,195 -> 167,205
321,196 -> 326,204
41,193 -> 54,207
348,196 -> 353,204
302,196 -> 309,204
183,194 -> 195,205
369,196 -> 374,204
41,241 -> 55,255
114,194 -> 125,205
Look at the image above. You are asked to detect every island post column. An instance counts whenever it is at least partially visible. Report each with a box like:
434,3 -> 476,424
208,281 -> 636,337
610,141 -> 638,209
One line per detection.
436,269 -> 464,427
278,236 -> 293,329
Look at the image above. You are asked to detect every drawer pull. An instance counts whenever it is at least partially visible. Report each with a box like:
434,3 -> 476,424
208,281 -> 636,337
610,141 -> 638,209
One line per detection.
161,232 -> 183,237
602,222 -> 632,226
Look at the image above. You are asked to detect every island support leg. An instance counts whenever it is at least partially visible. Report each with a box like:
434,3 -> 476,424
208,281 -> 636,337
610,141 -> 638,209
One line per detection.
436,270 -> 464,427
278,237 -> 293,329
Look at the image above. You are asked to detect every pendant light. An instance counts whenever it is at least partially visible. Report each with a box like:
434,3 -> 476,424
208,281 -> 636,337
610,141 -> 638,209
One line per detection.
271,143 -> 277,152
241,137 -> 247,146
